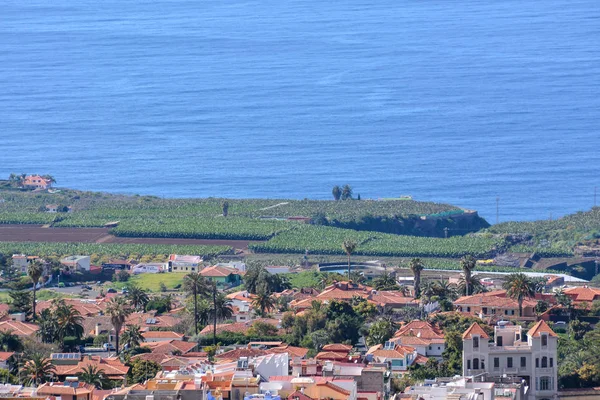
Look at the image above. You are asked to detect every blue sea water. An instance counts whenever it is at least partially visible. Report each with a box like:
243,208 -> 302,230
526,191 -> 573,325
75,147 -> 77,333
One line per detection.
1,0 -> 599,223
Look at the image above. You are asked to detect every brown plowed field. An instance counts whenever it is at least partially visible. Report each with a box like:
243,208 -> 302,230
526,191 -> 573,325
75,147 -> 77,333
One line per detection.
0,225 -> 254,249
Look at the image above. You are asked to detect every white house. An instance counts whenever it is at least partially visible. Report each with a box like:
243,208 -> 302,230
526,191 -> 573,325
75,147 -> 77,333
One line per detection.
132,263 -> 167,275
60,255 -> 90,271
366,342 -> 427,373
462,320 -> 558,400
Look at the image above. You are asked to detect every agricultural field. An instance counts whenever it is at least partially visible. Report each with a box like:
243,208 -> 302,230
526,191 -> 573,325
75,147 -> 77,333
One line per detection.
249,225 -> 506,258
0,242 -> 232,261
0,212 -> 57,225
110,217 -> 291,240
108,272 -> 187,292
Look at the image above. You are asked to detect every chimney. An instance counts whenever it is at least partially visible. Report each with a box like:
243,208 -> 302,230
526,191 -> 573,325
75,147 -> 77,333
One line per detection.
95,323 -> 101,336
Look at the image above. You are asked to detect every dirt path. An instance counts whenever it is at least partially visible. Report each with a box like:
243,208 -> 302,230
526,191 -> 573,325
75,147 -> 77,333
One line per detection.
259,202 -> 289,211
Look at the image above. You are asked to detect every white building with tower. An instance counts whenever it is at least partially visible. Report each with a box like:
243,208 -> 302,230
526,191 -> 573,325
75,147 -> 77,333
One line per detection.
462,320 -> 558,400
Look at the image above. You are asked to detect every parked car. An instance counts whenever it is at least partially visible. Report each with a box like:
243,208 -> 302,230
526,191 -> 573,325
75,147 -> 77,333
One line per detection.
82,285 -> 93,290
103,343 -> 116,351
107,288 -> 117,293
58,282 -> 65,288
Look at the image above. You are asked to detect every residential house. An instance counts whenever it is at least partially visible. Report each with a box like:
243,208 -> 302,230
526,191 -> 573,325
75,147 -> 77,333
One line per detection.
51,354 -> 129,383
366,342 -> 427,373
36,380 -> 94,400
0,320 -> 39,337
292,358 -> 319,377
454,290 -> 537,322
262,376 -> 357,400
11,254 -> 41,274
142,331 -> 185,342
101,259 -> 133,271
563,286 -> 600,308
200,265 -> 243,288
141,340 -> 198,355
0,352 -> 14,369
169,254 -> 202,272
126,311 -> 182,330
22,175 -> 52,190
462,320 -> 558,400
322,362 -> 389,398
36,379 -> 94,400
61,255 -> 91,271
389,321 -> 445,358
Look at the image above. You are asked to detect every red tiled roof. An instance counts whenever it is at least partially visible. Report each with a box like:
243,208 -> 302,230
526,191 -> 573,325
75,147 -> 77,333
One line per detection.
0,320 -> 39,336
322,344 -> 352,352
462,323 -> 490,339
53,356 -> 129,378
528,320 -> 558,338
216,348 -> 268,359
199,322 -> 248,336
394,321 -> 444,340
0,352 -> 15,361
200,265 -> 241,277
37,382 -> 94,396
142,340 -> 197,354
268,345 -> 309,358
455,291 -> 536,308
368,291 -> 416,306
564,286 -> 600,302
316,381 -> 351,396
315,351 -> 351,361
367,344 -> 415,359
142,331 -> 184,339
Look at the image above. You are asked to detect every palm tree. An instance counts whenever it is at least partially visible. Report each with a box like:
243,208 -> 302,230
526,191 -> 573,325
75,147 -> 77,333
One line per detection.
332,186 -> 342,201
503,273 -> 535,317
252,291 -> 275,316
435,280 -> 459,301
183,272 -> 211,335
53,300 -> 84,342
210,288 -> 233,345
341,184 -> 353,200
0,331 -> 23,352
126,285 -> 150,311
22,354 -> 55,385
410,258 -> 424,299
121,324 -> 144,350
458,275 -> 486,296
373,271 -> 397,290
77,365 -> 107,388
460,255 -> 477,296
27,261 -> 44,321
105,297 -> 132,355
342,240 -> 358,280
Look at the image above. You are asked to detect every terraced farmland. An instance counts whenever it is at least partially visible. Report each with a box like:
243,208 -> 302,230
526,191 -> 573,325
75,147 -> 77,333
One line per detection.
249,225 -> 505,258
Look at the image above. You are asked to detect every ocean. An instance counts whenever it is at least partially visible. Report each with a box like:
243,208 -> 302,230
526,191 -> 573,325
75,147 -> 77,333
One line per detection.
1,0 -> 599,223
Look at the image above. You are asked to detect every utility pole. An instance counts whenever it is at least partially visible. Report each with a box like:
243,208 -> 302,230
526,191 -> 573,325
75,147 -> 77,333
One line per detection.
496,196 -> 500,225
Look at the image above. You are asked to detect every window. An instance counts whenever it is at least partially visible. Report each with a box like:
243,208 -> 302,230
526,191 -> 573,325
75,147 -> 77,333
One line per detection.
542,334 -> 548,347
507,357 -> 513,368
494,358 -> 500,369
550,358 -> 553,367
473,336 -> 479,348
467,360 -> 471,370
473,358 -> 479,370
482,307 -> 488,315
504,310 -> 508,315
536,358 -> 539,368
496,336 -> 503,346
467,307 -> 471,312
539,376 -> 552,391
541,357 -> 548,368
521,357 -> 527,368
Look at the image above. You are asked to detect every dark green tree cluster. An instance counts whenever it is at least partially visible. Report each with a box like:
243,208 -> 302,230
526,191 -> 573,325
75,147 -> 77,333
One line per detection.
332,185 -> 353,201
36,299 -> 84,349
184,272 -> 233,344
